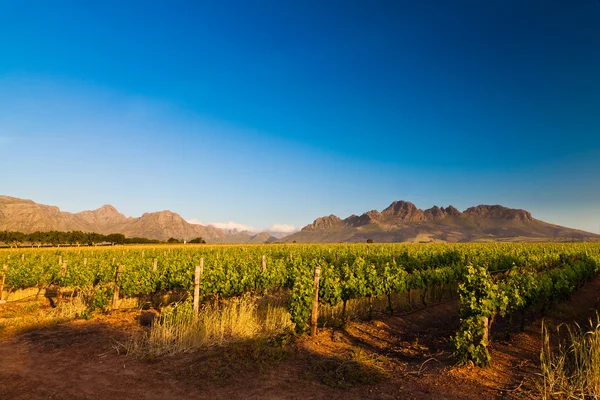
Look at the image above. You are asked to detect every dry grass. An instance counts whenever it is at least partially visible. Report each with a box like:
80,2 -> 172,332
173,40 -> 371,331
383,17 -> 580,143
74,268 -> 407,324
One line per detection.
124,295 -> 294,357
2,287 -> 44,302
0,299 -> 81,337
51,292 -> 88,319
539,315 -> 600,399
0,286 -> 104,336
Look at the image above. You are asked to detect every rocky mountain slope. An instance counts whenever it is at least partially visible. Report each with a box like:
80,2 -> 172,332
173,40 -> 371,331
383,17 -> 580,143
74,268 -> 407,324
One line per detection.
283,200 -> 598,243
0,196 -> 242,242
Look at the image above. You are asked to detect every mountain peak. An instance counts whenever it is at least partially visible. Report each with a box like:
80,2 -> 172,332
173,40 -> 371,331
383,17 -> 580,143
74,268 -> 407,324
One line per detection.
70,204 -> 128,231
424,205 -> 446,220
422,205 -> 463,220
463,205 -> 534,222
302,214 -> 343,231
443,205 -> 461,217
140,210 -> 181,221
381,200 -> 426,222
0,195 -> 35,205
94,204 -> 121,217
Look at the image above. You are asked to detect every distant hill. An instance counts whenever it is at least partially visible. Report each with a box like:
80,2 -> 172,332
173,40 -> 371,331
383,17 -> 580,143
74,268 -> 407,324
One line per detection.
0,196 -> 270,243
282,201 -> 599,243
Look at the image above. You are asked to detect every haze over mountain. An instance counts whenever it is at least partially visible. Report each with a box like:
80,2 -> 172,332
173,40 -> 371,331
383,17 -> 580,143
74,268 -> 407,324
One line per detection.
283,201 -> 599,243
0,196 -> 277,243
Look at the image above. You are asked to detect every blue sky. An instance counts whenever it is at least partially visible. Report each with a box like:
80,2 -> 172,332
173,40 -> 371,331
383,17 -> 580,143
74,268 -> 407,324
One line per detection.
1,1 -> 599,233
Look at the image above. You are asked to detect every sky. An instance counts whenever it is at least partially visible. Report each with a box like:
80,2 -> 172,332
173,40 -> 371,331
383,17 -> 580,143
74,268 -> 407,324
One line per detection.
1,0 -> 599,234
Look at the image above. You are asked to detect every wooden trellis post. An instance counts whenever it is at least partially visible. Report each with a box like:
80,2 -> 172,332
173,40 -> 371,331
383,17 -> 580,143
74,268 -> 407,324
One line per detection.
311,265 -> 321,338
112,265 -> 123,310
57,262 -> 67,304
0,265 -> 7,301
193,265 -> 201,313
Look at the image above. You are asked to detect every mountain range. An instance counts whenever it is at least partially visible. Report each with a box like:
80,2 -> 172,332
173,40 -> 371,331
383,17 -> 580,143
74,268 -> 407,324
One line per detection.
282,201 -> 598,243
0,196 -> 277,243
0,196 -> 597,243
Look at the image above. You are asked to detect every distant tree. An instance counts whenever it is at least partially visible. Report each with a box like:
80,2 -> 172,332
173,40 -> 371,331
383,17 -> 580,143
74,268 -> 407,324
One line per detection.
189,237 -> 206,244
48,231 -> 61,247
68,231 -> 86,246
366,238 -> 374,243
88,232 -> 104,246
106,233 -> 125,245
167,237 -> 181,243
29,231 -> 43,244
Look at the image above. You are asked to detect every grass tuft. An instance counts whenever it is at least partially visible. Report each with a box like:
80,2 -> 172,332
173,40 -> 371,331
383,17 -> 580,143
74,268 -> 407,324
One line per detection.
124,295 -> 294,357
539,314 -> 600,399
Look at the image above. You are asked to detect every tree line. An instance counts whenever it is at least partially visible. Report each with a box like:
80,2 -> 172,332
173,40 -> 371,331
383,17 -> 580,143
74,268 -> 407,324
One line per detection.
0,230 -> 205,247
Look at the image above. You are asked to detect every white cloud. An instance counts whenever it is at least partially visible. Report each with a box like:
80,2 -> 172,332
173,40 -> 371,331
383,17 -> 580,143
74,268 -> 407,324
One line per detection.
187,219 -> 297,234
208,221 -> 255,232
187,218 -> 253,231
267,224 -> 298,233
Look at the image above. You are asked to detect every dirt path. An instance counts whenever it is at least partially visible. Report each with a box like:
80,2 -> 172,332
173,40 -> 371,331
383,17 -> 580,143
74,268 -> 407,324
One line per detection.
1,278 -> 599,399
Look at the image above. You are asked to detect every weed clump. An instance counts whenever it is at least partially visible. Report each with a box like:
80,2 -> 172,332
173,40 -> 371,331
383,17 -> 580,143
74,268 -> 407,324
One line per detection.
539,315 -> 600,399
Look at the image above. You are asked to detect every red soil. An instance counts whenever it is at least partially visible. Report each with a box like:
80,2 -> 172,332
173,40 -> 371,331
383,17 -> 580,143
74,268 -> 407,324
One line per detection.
1,278 -> 599,399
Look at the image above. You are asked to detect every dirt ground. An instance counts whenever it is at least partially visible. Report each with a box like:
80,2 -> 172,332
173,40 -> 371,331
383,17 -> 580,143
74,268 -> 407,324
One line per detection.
1,278 -> 600,400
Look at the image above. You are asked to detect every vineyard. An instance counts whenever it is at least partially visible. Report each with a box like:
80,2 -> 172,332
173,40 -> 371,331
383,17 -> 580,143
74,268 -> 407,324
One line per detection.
1,242 -> 600,367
